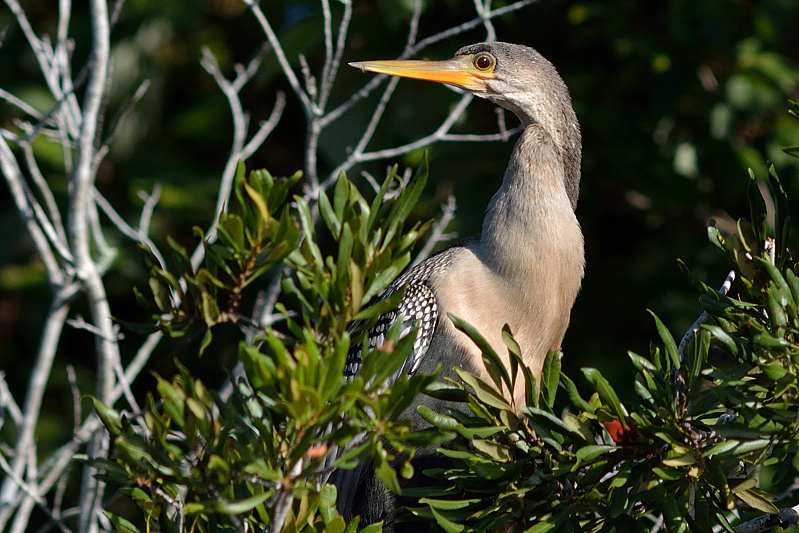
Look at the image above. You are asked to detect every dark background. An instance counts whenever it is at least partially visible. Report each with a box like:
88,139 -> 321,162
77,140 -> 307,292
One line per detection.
1,0 -> 798,470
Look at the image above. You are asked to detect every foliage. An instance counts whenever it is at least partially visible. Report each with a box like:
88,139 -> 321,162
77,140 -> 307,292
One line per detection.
94,163 -> 442,530
93,148 -> 799,531
399,155 -> 799,531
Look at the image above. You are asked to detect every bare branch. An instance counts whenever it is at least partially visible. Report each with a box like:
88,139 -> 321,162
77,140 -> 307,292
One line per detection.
67,314 -> 123,342
473,0 -> 496,41
193,45 -> 285,268
137,184 -> 161,236
241,91 -> 286,159
65,366 -> 81,434
3,0 -> 81,135
319,0 -> 334,103
0,135 -> 64,285
298,54 -> 318,103
0,454 -> 71,533
271,459 -> 303,533
734,506 -> 799,533
0,373 -> 23,427
410,0 -> 535,56
93,187 -> 168,272
93,79 -> 151,168
21,141 -> 68,244
0,88 -> 44,120
677,270 -> 736,356
322,0 -> 536,128
0,295 -> 71,530
414,194 -> 457,265
65,1 -> 116,529
244,0 -> 316,116
318,0 -> 353,110
7,330 -> 162,528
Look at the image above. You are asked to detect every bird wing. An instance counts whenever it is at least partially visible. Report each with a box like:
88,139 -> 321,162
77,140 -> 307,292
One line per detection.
343,282 -> 438,380
343,247 -> 461,382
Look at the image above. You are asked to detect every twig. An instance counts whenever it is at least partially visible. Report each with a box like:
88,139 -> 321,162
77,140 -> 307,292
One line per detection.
0,373 -> 23,427
21,141 -> 68,244
271,459 -> 303,533
3,0 -> 81,135
65,366 -> 81,436
93,78 -> 151,168
67,314 -> 123,342
0,454 -> 71,533
137,184 -> 161,236
677,270 -> 736,356
93,187 -> 168,272
318,0 -> 352,110
0,296 -> 71,530
67,1 -> 115,530
321,0 -> 536,128
192,46 -> 285,268
734,505 -> 799,533
244,0 -> 316,116
648,514 -> 665,533
0,135 -> 65,285
0,88 -> 45,120
414,194 -> 457,265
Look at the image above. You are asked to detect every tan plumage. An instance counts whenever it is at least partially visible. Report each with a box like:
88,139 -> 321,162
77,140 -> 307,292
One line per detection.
346,42 -> 584,400
338,41 -> 585,525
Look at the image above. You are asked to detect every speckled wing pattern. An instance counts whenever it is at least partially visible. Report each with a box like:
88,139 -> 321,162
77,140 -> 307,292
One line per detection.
343,247 -> 461,381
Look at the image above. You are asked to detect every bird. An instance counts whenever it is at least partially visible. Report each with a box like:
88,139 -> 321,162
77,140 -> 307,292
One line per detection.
337,41 -> 585,527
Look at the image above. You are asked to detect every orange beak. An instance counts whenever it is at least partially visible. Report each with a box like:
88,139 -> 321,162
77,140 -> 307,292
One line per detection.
348,56 -> 493,91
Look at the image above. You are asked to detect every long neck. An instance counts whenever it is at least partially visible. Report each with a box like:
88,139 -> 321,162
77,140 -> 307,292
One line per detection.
479,124 -> 579,279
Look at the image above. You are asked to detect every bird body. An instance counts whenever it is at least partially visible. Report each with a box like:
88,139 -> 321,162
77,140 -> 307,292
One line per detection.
338,41 -> 585,524
346,43 -> 584,401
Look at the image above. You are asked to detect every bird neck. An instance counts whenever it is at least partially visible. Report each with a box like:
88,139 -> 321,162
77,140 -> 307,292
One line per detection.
497,87 -> 582,209
479,124 -> 582,280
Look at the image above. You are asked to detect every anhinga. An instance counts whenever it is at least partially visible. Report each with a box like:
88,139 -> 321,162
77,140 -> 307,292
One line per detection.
339,41 -> 584,525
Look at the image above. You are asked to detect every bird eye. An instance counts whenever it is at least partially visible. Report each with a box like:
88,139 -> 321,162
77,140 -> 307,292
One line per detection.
473,53 -> 495,71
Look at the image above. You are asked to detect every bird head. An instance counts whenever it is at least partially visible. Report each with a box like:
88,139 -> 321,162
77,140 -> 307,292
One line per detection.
350,41 -> 582,208
349,41 -> 573,128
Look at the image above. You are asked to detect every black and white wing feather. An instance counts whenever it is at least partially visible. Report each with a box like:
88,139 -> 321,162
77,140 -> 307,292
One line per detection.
343,247 -> 460,382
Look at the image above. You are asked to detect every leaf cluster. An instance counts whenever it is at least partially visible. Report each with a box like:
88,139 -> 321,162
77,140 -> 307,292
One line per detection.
94,163 -> 441,531
403,168 -> 799,532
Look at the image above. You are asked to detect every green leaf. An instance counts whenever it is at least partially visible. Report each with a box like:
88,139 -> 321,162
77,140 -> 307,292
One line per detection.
581,368 -> 627,422
525,407 -> 584,438
450,314 -> 511,394
649,311 -> 680,370
200,291 -> 220,326
575,444 -> 616,463
524,522 -> 555,533
102,511 -> 140,533
735,488 -> 778,513
417,405 -> 460,431
541,351 -> 561,409
361,253 -> 410,304
763,362 -> 787,381
243,181 -> 270,226
87,396 -> 123,435
702,325 -> 739,357
429,506 -> 464,533
455,368 -> 511,411
319,188 -> 342,237
419,498 -> 480,510
560,374 -> 593,413
375,458 -> 401,494
208,492 -> 270,514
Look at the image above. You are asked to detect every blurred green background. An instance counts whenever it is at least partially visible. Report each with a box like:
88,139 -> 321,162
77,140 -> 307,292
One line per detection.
1,0 -> 798,468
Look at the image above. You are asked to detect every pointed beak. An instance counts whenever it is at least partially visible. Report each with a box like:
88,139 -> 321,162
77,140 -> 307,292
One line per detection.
348,57 -> 493,91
